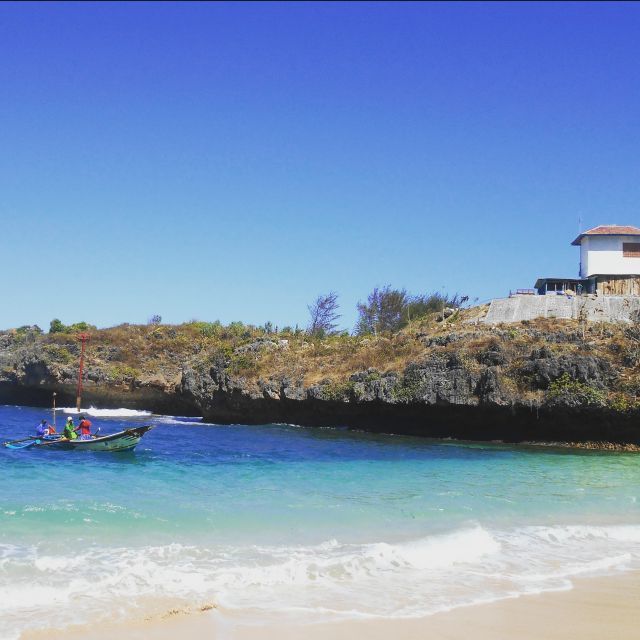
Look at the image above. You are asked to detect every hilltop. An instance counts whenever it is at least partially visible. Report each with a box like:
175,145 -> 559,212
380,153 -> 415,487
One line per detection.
2,305 -> 640,446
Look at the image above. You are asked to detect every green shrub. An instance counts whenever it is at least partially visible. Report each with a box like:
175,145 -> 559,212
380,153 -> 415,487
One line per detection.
109,364 -> 140,380
68,321 -> 95,333
200,322 -> 222,338
49,319 -> 66,334
229,353 -> 256,375
186,321 -> 222,338
43,345 -> 74,364
546,373 -> 606,407
49,319 -> 95,334
391,377 -> 424,402
607,392 -> 635,413
322,380 -> 355,401
16,325 -> 42,335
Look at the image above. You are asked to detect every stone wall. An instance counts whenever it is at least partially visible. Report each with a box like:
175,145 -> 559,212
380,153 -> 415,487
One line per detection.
483,295 -> 640,324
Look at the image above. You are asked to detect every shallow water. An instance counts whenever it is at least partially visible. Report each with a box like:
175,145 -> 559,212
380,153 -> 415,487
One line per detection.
1,405 -> 639,638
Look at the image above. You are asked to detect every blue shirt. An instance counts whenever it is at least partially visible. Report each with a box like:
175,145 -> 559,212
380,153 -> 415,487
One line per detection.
36,423 -> 48,437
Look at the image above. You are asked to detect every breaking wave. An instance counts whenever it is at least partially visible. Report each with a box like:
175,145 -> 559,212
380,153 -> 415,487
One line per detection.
58,407 -> 153,417
2,523 -> 639,639
153,415 -> 204,426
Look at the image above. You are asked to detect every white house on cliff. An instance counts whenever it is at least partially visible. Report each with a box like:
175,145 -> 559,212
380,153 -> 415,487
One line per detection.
535,225 -> 640,297
485,225 -> 640,324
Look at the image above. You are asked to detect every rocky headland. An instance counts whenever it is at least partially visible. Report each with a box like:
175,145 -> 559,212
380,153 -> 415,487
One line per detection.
2,308 -> 640,446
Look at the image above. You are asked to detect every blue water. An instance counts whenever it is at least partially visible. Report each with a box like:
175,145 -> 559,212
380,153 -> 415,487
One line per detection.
1,405 -> 639,637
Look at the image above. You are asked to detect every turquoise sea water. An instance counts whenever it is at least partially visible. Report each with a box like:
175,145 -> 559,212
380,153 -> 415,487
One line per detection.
1,405 -> 639,638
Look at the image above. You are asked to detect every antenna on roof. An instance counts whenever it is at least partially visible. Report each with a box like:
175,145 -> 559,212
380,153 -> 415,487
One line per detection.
578,216 -> 582,233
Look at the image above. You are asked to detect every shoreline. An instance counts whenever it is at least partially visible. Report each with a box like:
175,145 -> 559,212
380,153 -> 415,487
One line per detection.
4,399 -> 640,452
21,570 -> 640,640
518,439 -> 640,452
4,313 -> 640,447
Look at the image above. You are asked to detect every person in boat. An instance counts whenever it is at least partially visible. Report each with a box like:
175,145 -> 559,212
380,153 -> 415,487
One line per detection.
63,417 -> 78,440
76,415 -> 93,439
36,420 -> 51,438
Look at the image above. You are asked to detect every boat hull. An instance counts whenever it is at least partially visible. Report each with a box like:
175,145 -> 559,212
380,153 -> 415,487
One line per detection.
43,426 -> 153,452
4,440 -> 37,450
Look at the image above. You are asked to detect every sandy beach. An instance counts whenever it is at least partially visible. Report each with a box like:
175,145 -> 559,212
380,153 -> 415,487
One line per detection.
22,570 -> 640,640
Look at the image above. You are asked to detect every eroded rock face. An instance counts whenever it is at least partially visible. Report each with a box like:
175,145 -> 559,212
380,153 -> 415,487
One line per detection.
477,343 -> 508,366
178,350 -> 515,427
1,324 -> 639,444
0,342 -> 608,417
350,370 -> 399,403
519,354 -> 615,389
396,357 -> 481,406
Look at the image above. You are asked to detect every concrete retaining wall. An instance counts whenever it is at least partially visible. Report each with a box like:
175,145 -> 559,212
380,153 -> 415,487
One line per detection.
483,295 -> 640,324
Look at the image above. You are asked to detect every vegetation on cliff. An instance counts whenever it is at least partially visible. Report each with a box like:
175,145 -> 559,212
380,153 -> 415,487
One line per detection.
2,303 -> 640,443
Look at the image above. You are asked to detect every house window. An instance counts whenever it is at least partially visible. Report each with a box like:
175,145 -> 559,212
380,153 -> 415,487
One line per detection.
623,243 -> 640,257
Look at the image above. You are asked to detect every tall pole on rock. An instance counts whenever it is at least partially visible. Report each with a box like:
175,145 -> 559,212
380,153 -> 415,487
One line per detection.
76,333 -> 89,412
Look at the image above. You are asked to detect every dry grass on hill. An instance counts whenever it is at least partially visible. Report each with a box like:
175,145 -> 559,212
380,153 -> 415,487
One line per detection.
19,307 -> 640,405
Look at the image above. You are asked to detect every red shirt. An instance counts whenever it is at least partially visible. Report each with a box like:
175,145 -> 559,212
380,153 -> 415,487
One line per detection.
78,419 -> 92,435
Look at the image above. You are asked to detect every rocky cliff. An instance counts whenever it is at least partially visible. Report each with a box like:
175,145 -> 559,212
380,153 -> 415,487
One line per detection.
2,313 -> 640,445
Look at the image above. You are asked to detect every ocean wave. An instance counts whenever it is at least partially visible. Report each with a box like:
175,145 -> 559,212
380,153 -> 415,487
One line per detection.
58,406 -> 153,417
522,523 -> 640,544
368,526 -> 501,570
153,415 -> 204,426
2,522 -> 640,637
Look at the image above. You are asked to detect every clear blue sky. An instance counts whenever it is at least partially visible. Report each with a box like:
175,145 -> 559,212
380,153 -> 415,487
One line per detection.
2,2 -> 639,332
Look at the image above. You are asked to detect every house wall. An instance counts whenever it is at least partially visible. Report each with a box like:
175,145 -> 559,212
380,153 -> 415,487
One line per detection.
580,235 -> 640,277
595,275 -> 640,296
580,240 -> 589,278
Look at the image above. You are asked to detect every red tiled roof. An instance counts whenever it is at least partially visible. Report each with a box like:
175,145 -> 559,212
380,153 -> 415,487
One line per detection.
571,225 -> 640,245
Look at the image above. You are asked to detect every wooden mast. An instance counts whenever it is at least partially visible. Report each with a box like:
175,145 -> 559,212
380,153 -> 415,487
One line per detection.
76,333 -> 89,412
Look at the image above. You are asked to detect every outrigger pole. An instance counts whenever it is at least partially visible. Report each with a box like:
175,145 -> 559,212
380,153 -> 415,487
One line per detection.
76,333 -> 90,412
52,392 -> 57,429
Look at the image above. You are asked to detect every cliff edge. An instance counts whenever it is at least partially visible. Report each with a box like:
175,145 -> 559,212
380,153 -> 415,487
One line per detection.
2,310 -> 640,445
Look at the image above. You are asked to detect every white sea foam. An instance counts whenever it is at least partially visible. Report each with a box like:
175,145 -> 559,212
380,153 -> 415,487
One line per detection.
58,406 -> 152,417
371,527 -> 501,570
153,415 -> 204,426
2,523 -> 640,638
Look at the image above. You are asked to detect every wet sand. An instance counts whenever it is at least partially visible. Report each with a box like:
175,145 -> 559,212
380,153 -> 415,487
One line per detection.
21,571 -> 640,640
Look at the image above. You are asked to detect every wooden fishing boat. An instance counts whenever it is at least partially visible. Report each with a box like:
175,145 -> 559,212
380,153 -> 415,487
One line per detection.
4,338 -> 155,453
58,426 -> 154,452
3,426 -> 154,452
